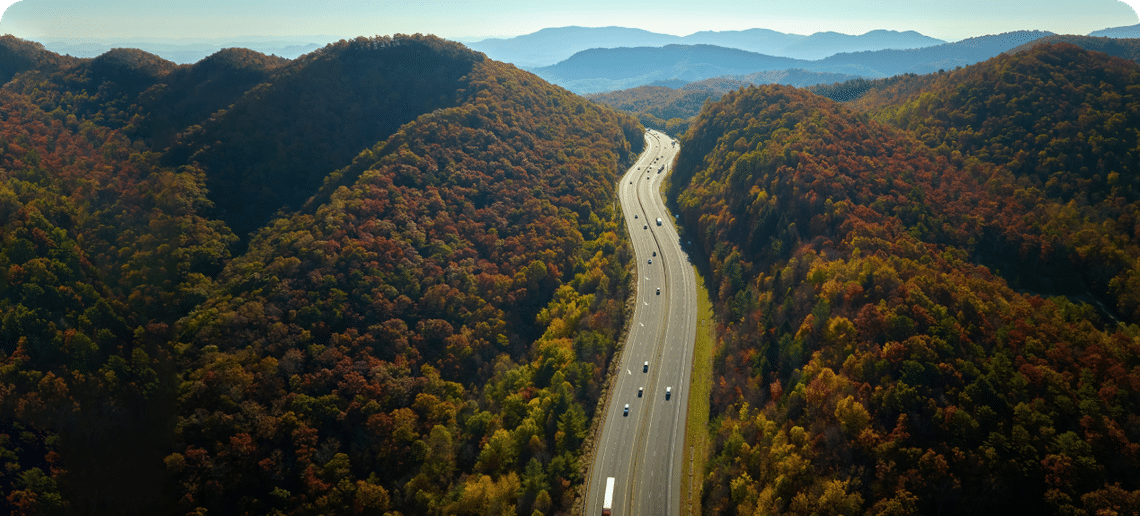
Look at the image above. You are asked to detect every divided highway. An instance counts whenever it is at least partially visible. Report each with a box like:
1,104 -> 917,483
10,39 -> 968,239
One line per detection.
586,130 -> 698,516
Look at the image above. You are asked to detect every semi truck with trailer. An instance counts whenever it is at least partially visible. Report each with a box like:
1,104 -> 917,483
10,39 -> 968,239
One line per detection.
602,477 -> 615,515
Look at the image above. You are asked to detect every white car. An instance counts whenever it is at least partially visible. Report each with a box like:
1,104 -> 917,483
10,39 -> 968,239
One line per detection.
623,404 -> 630,416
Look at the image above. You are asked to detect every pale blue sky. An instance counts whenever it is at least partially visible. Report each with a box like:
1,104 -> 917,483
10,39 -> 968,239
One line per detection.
0,0 -> 1137,42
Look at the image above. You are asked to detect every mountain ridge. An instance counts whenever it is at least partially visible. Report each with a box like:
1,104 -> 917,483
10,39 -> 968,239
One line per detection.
537,30 -> 1054,93
0,32 -> 646,515
467,25 -> 946,67
670,42 -> 1140,515
1089,23 -> 1140,38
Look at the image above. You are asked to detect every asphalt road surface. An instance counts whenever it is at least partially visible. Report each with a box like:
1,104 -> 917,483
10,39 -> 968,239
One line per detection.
585,130 -> 698,516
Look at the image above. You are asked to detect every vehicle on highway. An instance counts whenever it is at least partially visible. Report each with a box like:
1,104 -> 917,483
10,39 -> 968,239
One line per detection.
666,387 -> 671,400
623,404 -> 629,417
656,287 -> 660,295
638,387 -> 643,397
656,218 -> 662,226
643,224 -> 647,229
648,258 -> 652,264
652,251 -> 656,256
643,361 -> 649,373
602,477 -> 615,516
634,214 -> 638,218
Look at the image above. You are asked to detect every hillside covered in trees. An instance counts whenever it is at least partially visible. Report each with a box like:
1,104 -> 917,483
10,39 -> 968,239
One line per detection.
858,42 -> 1140,321
587,69 -> 859,139
587,85 -> 717,136
0,34 -> 645,515
668,43 -> 1140,515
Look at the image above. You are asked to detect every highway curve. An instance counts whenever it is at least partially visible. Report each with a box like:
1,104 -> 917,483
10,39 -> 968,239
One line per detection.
585,129 -> 698,516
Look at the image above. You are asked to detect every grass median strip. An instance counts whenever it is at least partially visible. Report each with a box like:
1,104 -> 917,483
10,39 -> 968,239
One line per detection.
681,267 -> 715,516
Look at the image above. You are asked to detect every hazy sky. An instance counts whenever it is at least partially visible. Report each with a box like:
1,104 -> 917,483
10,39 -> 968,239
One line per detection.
0,0 -> 1138,42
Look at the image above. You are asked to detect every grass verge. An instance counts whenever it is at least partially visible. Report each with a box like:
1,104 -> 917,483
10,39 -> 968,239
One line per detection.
681,268 -> 715,516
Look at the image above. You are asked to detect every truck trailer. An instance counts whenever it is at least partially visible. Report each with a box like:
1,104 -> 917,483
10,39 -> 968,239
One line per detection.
602,477 -> 615,515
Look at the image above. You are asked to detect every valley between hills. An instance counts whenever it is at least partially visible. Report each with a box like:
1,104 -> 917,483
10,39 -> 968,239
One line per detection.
1,28 -> 1140,516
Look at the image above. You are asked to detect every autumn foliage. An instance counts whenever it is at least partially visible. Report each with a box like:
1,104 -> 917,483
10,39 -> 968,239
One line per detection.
670,43 -> 1140,515
0,34 -> 644,515
165,55 -> 644,516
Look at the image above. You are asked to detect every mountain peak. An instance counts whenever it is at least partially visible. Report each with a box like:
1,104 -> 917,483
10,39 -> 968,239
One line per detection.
88,47 -> 178,86
0,35 -> 79,82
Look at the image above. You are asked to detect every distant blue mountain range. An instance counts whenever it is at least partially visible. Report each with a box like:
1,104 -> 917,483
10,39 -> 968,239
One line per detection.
532,30 -> 1057,94
1089,23 -> 1140,38
466,26 -> 946,68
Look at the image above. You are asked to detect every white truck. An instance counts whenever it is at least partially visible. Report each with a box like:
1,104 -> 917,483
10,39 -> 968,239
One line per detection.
602,476 -> 615,515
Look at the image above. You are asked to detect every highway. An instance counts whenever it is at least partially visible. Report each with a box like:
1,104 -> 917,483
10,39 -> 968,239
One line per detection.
585,129 -> 697,516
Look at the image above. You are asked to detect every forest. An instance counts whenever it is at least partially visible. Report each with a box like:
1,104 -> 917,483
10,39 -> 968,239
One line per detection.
666,42 -> 1140,514
6,28 -> 1140,516
0,34 -> 645,515
587,69 -> 861,136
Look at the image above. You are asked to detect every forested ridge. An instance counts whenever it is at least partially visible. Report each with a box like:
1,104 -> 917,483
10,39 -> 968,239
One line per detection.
0,34 -> 645,515
586,70 -> 860,139
587,85 -> 714,137
588,85 -> 717,123
858,43 -> 1140,321
668,43 -> 1140,514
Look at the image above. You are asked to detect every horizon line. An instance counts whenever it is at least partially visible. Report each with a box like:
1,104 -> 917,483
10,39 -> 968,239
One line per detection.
12,22 -> 1136,47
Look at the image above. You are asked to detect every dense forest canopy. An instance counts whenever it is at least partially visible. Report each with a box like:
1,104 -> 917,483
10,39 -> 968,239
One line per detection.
587,70 -> 862,139
668,42 -> 1140,515
587,85 -> 715,137
0,33 -> 645,515
7,27 -> 1140,516
588,85 -> 717,122
855,43 -> 1140,322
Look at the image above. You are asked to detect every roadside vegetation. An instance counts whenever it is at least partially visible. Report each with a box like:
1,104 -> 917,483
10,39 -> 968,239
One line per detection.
681,269 -> 716,516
